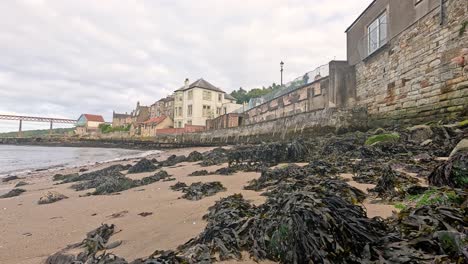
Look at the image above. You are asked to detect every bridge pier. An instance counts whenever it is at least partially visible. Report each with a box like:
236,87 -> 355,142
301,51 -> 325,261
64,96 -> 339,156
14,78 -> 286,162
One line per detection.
18,119 -> 23,138
49,121 -> 53,137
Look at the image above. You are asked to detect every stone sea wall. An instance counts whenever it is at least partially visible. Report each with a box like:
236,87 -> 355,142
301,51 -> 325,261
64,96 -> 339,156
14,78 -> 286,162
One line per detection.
355,0 -> 468,127
158,107 -> 368,144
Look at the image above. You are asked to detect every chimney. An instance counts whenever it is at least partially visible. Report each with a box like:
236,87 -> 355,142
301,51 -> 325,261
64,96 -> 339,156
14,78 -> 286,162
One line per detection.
137,101 -> 140,108
184,78 -> 189,89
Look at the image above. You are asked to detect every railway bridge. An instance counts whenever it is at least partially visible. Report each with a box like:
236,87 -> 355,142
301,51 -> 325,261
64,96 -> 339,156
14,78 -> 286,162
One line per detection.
0,114 -> 76,137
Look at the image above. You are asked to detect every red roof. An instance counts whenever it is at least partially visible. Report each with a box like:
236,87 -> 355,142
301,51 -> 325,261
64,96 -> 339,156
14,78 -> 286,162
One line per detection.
142,116 -> 167,124
83,114 -> 105,122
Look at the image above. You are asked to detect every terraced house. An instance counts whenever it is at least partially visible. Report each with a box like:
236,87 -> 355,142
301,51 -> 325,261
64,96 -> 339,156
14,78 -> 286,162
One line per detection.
173,78 -> 241,128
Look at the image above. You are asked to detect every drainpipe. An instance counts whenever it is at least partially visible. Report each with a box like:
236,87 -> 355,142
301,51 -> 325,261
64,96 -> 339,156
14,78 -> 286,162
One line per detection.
439,0 -> 444,25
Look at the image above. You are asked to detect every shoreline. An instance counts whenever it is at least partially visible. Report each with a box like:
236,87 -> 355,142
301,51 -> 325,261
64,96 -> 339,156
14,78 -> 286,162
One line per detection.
0,145 -> 162,179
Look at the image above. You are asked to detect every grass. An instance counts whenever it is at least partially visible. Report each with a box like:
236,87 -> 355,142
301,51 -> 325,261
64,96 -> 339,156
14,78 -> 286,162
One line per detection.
365,133 -> 400,146
406,188 -> 462,207
394,203 -> 406,210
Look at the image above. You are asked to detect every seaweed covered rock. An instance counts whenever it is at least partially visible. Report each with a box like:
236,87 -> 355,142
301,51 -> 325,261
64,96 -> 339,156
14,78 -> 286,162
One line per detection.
170,182 -> 188,191
390,205 -> 467,261
161,155 -> 187,167
181,182 -> 226,201
2,175 -> 19,182
245,192 -> 388,263
187,151 -> 204,162
128,158 -> 158,174
428,152 -> 467,188
0,188 -> 26,198
56,164 -> 129,184
199,148 -> 228,167
214,167 -> 236,175
38,191 -> 68,204
368,165 -> 419,200
137,170 -> 170,185
189,170 -> 209,176
15,181 -> 28,187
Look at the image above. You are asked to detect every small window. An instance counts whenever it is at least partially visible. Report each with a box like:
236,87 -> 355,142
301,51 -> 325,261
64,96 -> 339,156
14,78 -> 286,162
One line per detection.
216,107 -> 221,115
178,107 -> 183,117
203,105 -> 211,117
203,91 -> 212,100
218,94 -> 222,102
188,90 -> 193,100
187,120 -> 192,125
187,105 -> 193,116
368,12 -> 387,55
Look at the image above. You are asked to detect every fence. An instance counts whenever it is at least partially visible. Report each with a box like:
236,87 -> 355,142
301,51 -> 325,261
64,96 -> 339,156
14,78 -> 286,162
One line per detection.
245,63 -> 329,111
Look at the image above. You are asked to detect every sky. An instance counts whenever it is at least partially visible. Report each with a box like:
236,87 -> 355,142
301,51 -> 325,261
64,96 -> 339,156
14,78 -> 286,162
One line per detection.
0,0 -> 372,132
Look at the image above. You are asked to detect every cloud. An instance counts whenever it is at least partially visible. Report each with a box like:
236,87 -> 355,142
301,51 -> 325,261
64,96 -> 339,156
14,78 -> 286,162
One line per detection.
0,0 -> 372,132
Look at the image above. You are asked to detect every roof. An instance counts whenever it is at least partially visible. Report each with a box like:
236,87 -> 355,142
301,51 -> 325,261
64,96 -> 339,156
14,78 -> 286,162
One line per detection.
82,114 -> 105,122
142,116 -> 167,124
224,93 -> 236,101
345,0 -> 378,33
176,78 -> 225,93
113,112 -> 131,118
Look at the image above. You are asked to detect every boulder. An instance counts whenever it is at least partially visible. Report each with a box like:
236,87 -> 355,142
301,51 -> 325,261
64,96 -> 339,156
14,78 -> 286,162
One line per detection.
38,191 -> 68,204
407,125 -> 433,144
450,138 -> 468,157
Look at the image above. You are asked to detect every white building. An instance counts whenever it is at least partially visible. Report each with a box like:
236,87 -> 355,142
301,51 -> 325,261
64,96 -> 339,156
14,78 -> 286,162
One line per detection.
173,78 -> 241,128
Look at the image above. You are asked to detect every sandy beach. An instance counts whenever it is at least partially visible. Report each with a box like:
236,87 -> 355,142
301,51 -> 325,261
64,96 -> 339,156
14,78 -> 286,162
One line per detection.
0,146 -> 397,264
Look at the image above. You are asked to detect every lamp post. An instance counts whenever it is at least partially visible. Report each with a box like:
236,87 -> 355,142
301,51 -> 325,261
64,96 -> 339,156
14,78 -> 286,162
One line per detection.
280,61 -> 284,86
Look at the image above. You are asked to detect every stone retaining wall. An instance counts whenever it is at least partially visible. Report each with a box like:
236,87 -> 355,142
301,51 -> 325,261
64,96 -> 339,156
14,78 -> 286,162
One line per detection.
355,0 -> 468,126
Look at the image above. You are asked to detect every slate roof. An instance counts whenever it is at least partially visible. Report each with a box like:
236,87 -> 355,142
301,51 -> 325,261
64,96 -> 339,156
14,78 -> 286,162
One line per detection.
224,93 -> 236,101
142,116 -> 167,124
175,78 -> 225,93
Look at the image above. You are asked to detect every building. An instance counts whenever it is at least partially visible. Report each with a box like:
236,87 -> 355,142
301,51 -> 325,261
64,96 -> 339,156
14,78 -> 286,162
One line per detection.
150,95 -> 174,119
242,61 -> 355,125
112,111 -> 132,128
206,113 -> 245,130
173,78 -> 242,128
129,101 -> 151,136
140,116 -> 173,137
75,114 -> 105,135
346,0 -> 468,126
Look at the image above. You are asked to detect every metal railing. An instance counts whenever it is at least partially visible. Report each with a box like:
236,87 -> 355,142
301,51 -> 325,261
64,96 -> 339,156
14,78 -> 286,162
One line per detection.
245,63 -> 329,111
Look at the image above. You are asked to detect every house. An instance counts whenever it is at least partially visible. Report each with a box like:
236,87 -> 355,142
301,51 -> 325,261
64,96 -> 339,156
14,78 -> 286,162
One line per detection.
129,101 -> 150,136
112,111 -> 132,128
75,114 -> 105,135
346,0 -> 468,125
172,78 -> 242,128
140,116 -> 173,137
150,95 -> 174,119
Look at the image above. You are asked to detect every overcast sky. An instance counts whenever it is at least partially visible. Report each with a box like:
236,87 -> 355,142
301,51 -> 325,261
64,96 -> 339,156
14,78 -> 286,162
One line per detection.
0,0 -> 372,132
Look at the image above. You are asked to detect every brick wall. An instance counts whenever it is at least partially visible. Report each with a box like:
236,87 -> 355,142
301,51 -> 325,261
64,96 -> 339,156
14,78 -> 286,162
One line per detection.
355,0 -> 468,126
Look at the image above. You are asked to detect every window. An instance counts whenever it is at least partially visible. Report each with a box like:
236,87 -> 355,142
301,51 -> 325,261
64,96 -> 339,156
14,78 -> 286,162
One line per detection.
187,120 -> 192,125
187,105 -> 192,116
218,94 -> 222,102
368,12 -> 387,55
313,84 -> 321,96
216,107 -> 221,115
223,107 -> 227,114
188,90 -> 193,100
203,91 -> 212,100
178,121 -> 182,128
202,105 -> 211,117
178,107 -> 182,117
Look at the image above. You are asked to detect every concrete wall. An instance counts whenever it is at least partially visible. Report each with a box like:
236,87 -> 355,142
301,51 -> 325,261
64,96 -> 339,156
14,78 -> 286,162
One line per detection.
206,113 -> 244,130
352,0 -> 468,126
157,107 -> 368,144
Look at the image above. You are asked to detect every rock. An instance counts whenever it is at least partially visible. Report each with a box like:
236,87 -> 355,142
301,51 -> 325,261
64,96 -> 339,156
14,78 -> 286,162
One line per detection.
364,133 -> 400,146
38,191 -> 68,204
413,153 -> 433,163
181,182 -> 226,201
449,138 -> 468,157
407,125 -> 433,143
428,152 -> 467,188
0,188 -> 26,198
372,127 -> 386,135
420,139 -> 433,146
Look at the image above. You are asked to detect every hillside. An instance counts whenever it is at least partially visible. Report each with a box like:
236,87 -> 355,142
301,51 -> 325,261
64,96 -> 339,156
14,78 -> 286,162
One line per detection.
0,128 -> 75,138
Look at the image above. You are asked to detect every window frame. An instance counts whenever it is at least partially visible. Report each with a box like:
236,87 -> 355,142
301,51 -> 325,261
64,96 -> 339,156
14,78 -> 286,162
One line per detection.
188,90 -> 193,100
367,11 -> 388,56
203,91 -> 212,101
187,105 -> 193,117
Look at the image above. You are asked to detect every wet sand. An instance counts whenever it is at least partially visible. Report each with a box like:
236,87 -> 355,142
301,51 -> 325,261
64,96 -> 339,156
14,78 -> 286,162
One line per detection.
0,147 -> 395,264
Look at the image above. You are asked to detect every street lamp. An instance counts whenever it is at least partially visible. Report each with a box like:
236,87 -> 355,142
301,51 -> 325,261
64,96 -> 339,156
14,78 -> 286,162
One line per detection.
280,61 -> 284,86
